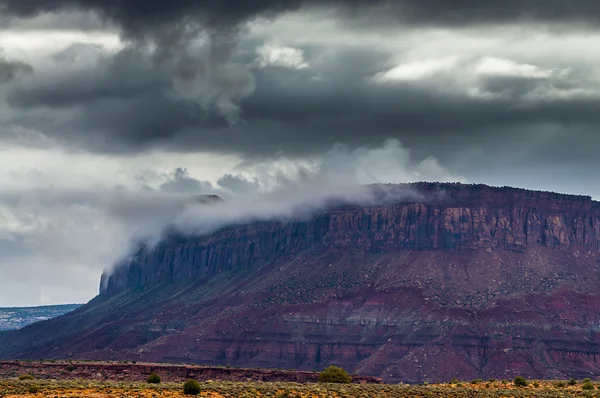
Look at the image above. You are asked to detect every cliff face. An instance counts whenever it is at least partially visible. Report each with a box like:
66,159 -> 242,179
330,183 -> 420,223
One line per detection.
4,183 -> 600,383
102,183 -> 600,296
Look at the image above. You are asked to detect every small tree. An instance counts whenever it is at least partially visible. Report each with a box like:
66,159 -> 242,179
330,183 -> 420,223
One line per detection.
318,366 -> 352,384
183,379 -> 201,395
514,376 -> 528,387
28,385 -> 40,394
582,382 -> 595,391
147,372 -> 161,384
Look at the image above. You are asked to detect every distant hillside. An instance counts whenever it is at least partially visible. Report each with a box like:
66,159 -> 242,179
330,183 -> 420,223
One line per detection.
0,304 -> 81,331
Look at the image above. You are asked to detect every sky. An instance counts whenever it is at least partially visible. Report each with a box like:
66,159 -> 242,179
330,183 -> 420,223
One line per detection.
1,0 -> 600,306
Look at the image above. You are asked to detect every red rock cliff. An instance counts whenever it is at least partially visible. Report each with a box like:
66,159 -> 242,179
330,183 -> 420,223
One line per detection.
101,182 -> 600,296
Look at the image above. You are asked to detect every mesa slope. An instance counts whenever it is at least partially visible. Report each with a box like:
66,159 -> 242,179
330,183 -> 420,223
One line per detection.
3,182 -> 600,383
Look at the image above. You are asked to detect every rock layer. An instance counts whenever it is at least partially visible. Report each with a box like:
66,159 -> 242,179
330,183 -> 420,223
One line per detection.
3,183 -> 600,383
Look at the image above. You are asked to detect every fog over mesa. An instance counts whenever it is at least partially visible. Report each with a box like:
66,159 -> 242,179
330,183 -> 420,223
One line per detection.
0,139 -> 462,306
3,1 -> 600,305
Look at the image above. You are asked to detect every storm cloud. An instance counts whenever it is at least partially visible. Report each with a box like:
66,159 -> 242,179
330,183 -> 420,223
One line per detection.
4,1 -> 600,28
1,0 -> 600,156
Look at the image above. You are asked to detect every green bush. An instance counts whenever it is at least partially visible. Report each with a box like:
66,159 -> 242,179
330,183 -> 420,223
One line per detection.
449,378 -> 459,384
147,372 -> 161,384
183,379 -> 201,395
584,378 -> 591,383
568,379 -> 577,386
471,379 -> 483,384
582,382 -> 595,390
277,391 -> 301,398
514,376 -> 528,387
533,381 -> 540,388
18,374 -> 35,380
555,381 -> 566,388
66,365 -> 76,372
27,385 -> 39,394
318,366 -> 352,384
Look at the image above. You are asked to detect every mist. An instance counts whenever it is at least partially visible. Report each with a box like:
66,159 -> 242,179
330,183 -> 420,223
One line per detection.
0,139 -> 463,306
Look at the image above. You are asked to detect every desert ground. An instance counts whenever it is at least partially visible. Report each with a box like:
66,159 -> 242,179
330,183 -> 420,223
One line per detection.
2,375 -> 600,397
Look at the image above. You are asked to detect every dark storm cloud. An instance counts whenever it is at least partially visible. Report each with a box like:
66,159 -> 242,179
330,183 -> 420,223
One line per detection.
3,0 -> 600,165
4,0 -> 600,29
5,41 -> 600,160
9,47 -> 164,107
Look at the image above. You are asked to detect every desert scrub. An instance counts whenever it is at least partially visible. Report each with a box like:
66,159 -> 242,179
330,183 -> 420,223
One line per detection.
2,377 -> 597,398
568,379 -> 577,386
582,382 -> 595,390
514,376 -> 528,387
27,384 -> 39,394
318,366 -> 352,383
18,374 -> 35,380
183,379 -> 201,395
147,372 -> 161,384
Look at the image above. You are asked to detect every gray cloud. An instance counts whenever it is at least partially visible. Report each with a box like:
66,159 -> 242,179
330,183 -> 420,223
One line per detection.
217,174 -> 261,196
4,1 -> 600,29
4,41 -> 600,169
2,1 -> 600,161
3,0 -> 600,122
159,168 -> 214,195
0,56 -> 33,85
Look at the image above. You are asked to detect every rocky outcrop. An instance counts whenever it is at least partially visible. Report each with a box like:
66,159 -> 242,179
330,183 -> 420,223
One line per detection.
4,183 -> 600,383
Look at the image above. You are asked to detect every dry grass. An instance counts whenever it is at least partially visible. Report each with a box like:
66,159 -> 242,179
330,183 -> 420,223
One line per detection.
1,377 -> 600,397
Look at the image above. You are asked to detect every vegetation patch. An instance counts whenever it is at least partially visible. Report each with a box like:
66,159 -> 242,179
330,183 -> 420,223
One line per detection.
147,372 -> 161,384
317,366 -> 352,384
0,376 -> 598,397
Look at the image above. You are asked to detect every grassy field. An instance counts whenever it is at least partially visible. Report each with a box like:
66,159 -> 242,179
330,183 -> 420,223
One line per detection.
2,378 -> 600,398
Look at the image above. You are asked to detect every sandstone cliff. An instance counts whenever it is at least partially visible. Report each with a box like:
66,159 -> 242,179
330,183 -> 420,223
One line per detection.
3,183 -> 600,383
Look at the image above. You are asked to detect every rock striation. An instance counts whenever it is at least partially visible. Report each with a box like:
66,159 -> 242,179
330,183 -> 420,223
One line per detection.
3,183 -> 600,383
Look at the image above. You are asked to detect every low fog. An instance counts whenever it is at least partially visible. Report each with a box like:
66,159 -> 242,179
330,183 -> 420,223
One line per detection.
0,139 -> 463,306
